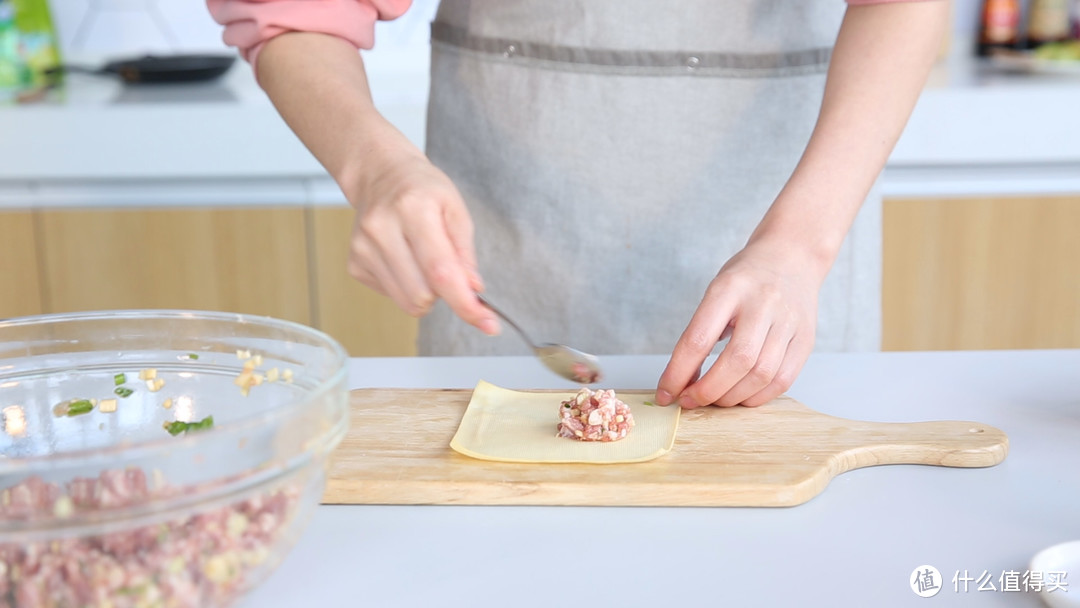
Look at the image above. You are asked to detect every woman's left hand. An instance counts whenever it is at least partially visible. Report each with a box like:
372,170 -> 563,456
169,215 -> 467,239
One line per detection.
654,238 -> 826,408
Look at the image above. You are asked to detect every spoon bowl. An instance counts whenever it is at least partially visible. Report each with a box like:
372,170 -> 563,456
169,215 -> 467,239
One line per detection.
535,344 -> 603,384
476,294 -> 603,384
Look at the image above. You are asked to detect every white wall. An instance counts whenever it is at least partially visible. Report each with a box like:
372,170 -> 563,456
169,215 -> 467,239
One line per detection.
47,0 -> 981,58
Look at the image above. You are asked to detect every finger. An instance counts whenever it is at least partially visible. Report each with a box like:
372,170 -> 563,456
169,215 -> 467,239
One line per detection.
713,323 -> 793,407
370,229 -> 437,316
719,321 -> 734,343
405,212 -> 499,335
655,366 -> 701,407
349,237 -> 413,312
679,307 -> 771,409
347,238 -> 387,296
741,331 -> 814,407
443,201 -> 484,293
347,262 -> 386,297
655,294 -> 736,406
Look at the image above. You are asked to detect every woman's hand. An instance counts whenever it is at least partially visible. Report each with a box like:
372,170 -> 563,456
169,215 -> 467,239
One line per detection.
346,145 -> 500,336
245,32 -> 499,336
654,238 -> 824,408
652,1 -> 948,409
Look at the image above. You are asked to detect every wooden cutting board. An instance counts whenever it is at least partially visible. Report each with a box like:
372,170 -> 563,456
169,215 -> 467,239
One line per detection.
323,388 -> 1008,507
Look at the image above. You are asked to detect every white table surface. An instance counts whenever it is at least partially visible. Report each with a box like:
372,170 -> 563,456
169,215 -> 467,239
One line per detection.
240,350 -> 1080,607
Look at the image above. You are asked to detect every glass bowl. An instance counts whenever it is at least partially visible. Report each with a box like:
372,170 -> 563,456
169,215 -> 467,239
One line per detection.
0,310 -> 348,607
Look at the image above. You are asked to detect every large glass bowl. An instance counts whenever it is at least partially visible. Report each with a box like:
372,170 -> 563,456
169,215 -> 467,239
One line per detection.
0,310 -> 348,607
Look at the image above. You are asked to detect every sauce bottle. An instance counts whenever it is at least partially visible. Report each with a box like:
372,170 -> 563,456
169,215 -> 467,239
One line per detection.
1025,0 -> 1072,49
977,0 -> 1022,56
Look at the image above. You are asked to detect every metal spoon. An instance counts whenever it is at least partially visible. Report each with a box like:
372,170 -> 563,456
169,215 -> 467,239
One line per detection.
476,294 -> 603,384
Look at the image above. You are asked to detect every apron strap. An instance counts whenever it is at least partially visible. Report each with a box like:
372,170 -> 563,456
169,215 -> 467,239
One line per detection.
431,21 -> 833,77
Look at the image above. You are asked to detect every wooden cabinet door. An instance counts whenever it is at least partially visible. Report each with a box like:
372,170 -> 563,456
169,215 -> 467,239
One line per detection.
308,206 -> 418,356
0,211 -> 43,320
883,196 -> 1080,351
37,208 -> 312,326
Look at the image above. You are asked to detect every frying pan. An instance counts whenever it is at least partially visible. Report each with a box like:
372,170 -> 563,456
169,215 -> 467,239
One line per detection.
46,54 -> 237,84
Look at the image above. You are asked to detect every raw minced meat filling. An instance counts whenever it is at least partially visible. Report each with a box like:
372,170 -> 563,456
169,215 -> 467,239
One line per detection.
0,468 -> 299,608
557,388 -> 634,442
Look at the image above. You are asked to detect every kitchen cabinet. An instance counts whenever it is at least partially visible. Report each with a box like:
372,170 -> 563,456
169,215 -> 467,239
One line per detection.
35,207 -> 313,326
308,206 -> 418,356
0,211 -> 44,319
882,195 -> 1080,351
4,195 -> 1076,354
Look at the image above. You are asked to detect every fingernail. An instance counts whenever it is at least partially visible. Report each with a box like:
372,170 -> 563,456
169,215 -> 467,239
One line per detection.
678,395 -> 699,409
479,318 -> 500,336
655,390 -> 673,406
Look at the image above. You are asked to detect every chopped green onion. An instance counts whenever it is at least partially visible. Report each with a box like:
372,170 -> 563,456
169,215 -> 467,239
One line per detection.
66,400 -> 94,417
115,387 -> 134,398
114,373 -> 126,386
163,421 -> 188,436
164,415 -> 214,436
116,585 -> 147,597
563,403 -> 571,408
187,353 -> 199,360
643,401 -> 656,406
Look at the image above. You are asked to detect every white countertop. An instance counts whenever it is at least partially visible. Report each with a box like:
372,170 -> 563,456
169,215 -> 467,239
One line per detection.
241,349 -> 1080,607
2,39 -> 1080,207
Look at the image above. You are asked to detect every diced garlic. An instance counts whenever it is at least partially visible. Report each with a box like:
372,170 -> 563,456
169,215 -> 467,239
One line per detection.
266,368 -> 280,382
203,555 -> 233,583
252,373 -> 264,386
236,349 -> 251,360
242,359 -> 256,372
151,469 -> 165,491
52,496 -> 74,519
234,371 -> 253,387
282,368 -> 293,383
251,354 -> 263,367
226,512 -> 249,537
99,399 -> 117,413
139,368 -> 157,381
162,398 -> 173,410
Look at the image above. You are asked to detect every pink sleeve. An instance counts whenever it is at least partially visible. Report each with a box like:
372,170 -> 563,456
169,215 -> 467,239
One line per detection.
206,0 -> 412,68
845,0 -> 941,3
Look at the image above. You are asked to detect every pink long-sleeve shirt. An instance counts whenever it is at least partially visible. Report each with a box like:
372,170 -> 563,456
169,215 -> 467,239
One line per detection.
207,0 -> 935,71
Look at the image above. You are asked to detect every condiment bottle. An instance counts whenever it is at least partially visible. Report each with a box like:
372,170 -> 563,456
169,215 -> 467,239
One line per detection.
977,0 -> 1022,56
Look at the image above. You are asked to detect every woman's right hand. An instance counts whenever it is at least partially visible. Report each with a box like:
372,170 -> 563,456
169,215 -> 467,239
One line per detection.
345,146 -> 501,336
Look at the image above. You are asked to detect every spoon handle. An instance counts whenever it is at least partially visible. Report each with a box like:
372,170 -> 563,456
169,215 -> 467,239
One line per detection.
475,294 -> 537,349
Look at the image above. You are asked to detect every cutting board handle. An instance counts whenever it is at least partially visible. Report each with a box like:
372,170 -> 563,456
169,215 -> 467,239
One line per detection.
834,419 -> 1008,470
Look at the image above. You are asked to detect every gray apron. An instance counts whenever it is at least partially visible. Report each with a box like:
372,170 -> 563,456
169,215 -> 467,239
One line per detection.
417,0 -> 882,356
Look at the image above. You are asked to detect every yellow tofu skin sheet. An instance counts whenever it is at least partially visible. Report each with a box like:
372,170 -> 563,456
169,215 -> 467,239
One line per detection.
450,380 -> 681,464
